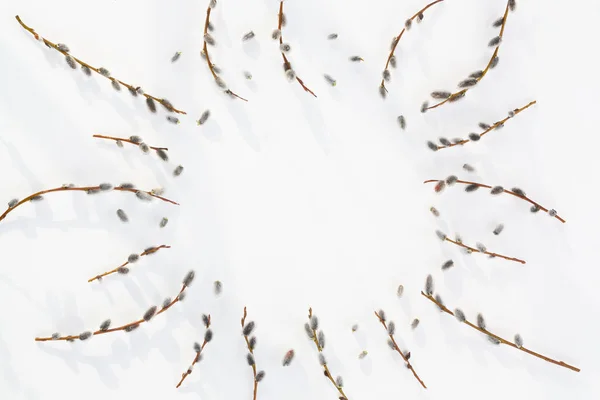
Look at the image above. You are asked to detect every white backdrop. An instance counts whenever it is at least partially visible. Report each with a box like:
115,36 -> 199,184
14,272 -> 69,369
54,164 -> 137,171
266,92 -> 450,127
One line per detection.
0,0 -> 598,399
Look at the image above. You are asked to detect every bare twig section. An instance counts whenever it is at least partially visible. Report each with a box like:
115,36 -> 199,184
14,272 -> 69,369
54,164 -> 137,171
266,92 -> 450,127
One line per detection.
379,0 -> 445,98
433,229 -> 525,264
241,307 -> 265,400
1,183 -> 179,223
427,100 -> 536,150
202,4 -> 247,101
36,271 -> 195,342
88,245 -> 171,283
423,0 -> 515,111
424,177 -> 565,223
420,280 -> 580,372
176,314 -> 213,388
15,15 -> 186,114
374,310 -> 427,389
306,308 -> 349,400
277,1 -> 317,97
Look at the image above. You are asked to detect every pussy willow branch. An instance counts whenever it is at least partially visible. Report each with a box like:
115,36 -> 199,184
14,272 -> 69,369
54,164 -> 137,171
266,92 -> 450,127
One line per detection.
374,311 -> 427,389
88,245 -> 171,283
445,235 -> 524,264
203,6 -> 248,102
278,1 -> 317,98
307,308 -> 349,400
433,100 -> 536,149
93,134 -> 168,151
0,185 -> 178,223
15,15 -> 186,114
241,307 -> 260,400
176,315 -> 212,388
380,0 -> 445,94
35,284 -> 189,341
423,178 -> 565,223
425,0 -> 511,111
420,291 -> 580,372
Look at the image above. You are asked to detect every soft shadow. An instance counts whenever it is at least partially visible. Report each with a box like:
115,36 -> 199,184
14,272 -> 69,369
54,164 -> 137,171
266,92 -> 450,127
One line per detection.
228,99 -> 260,151
359,356 -> 373,376
296,93 -> 330,154
242,40 -> 261,59
201,119 -> 224,142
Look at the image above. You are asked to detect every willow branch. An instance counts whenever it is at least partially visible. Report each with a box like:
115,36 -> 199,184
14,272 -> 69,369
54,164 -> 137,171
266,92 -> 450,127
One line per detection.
1,184 -> 178,224
176,315 -> 213,388
277,1 -> 317,98
93,134 -> 168,151
434,229 -> 525,264
242,307 -> 265,400
420,291 -> 580,372
15,15 -> 186,114
374,311 -> 427,389
88,245 -> 171,283
424,178 -> 565,223
380,0 -> 445,96
429,100 -> 536,150
36,271 -> 195,342
202,5 -> 248,101
424,0 -> 512,111
307,308 -> 349,400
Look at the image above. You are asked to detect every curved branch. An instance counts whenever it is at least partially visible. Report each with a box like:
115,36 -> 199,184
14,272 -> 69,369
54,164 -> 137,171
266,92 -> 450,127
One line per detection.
428,100 -> 536,150
424,0 -> 512,111
278,1 -> 317,98
307,308 -> 349,400
88,245 -> 171,283
1,184 -> 179,224
420,291 -> 580,372
424,178 -> 565,223
380,0 -> 445,96
176,315 -> 213,388
202,5 -> 248,101
15,15 -> 186,114
374,311 -> 427,389
443,234 -> 525,264
36,271 -> 195,342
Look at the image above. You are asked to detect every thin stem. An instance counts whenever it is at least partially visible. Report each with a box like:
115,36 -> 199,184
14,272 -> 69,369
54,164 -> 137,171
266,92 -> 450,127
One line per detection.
93,134 -> 168,151
278,1 -> 317,98
374,311 -> 426,388
420,291 -> 581,372
1,185 -> 179,223
36,284 -> 188,341
88,245 -> 171,283
176,315 -> 212,388
425,0 -> 511,111
380,0 -> 445,94
15,15 -> 186,114
307,308 -> 349,400
241,307 -> 259,400
423,178 -> 565,223
202,7 -> 248,102
432,100 -> 536,149
447,236 -> 524,264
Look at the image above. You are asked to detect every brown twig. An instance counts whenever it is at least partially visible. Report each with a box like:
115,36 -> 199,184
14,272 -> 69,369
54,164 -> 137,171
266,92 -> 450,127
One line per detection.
176,314 -> 213,388
306,308 -> 349,400
88,245 -> 171,283
423,0 -> 513,111
241,307 -> 265,400
428,100 -> 536,150
1,184 -> 179,224
202,4 -> 248,101
93,134 -> 168,151
277,1 -> 317,98
379,0 -> 445,97
434,229 -> 525,264
420,291 -> 580,372
36,271 -> 195,342
374,310 -> 427,389
15,15 -> 186,114
424,178 -> 565,223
